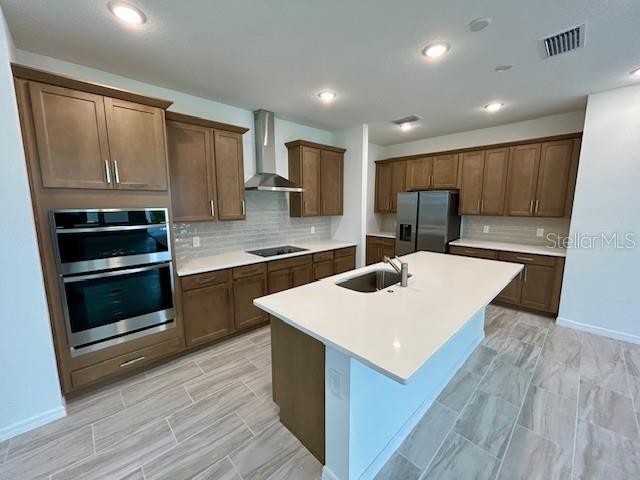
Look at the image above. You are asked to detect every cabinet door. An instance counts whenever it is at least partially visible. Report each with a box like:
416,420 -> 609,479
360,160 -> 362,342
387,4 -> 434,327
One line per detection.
520,265 -> 555,311
183,283 -> 234,347
406,157 -> 433,190
167,121 -> 216,222
291,264 -> 313,287
268,269 -> 291,294
320,150 -> 343,215
233,274 -> 268,330
313,260 -> 334,281
214,130 -> 246,220
432,154 -> 459,188
495,272 -> 522,305
104,98 -> 168,191
459,151 -> 484,215
506,144 -> 541,216
301,146 -> 322,216
535,140 -> 573,217
481,148 -> 509,215
29,82 -> 112,190
366,239 -> 381,265
375,163 -> 393,212
334,255 -> 356,274
390,161 -> 407,212
381,241 -> 396,259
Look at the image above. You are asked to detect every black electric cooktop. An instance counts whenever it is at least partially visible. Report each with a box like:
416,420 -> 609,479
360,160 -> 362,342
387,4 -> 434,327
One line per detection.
246,245 -> 309,258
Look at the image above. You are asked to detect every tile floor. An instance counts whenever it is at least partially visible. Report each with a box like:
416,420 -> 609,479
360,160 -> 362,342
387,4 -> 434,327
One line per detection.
1,306 -> 639,480
376,305 -> 640,480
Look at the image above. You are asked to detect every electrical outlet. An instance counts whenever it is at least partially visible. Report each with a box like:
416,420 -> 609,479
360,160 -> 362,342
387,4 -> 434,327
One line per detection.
483,225 -> 490,233
192,236 -> 200,247
310,226 -> 316,234
536,228 -> 544,237
328,368 -> 343,399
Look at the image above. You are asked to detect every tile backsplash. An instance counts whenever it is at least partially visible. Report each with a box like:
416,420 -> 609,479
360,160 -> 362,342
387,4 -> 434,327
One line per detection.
173,191 -> 331,260
461,216 -> 570,246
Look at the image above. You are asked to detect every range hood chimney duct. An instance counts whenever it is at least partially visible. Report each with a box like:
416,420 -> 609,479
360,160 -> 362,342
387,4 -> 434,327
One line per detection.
244,109 -> 303,192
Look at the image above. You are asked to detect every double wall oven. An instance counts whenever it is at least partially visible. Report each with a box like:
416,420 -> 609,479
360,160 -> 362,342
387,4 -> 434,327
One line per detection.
51,209 -> 176,356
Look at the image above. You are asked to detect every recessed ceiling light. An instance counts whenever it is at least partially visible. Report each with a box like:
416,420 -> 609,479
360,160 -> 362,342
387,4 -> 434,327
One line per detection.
399,122 -> 414,131
467,17 -> 492,32
631,67 -> 640,77
484,102 -> 504,112
494,64 -> 513,72
422,43 -> 450,58
108,1 -> 147,24
317,91 -> 337,103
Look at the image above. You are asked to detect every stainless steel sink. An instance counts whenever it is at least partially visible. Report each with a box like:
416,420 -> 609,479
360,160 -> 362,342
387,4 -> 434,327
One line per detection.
336,269 -> 403,293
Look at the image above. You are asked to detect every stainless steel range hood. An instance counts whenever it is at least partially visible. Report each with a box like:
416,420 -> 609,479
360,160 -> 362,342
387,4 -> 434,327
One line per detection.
244,109 -> 303,192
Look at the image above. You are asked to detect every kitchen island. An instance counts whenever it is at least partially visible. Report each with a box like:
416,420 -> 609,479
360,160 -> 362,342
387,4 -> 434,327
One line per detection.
254,251 -> 522,480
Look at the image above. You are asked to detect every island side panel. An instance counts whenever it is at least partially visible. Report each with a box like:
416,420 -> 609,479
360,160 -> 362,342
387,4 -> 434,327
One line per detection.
324,308 -> 485,480
270,317 -> 326,463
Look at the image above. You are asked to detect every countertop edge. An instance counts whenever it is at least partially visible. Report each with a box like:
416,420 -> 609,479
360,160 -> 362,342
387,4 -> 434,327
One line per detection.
449,239 -> 567,257
177,241 -> 358,277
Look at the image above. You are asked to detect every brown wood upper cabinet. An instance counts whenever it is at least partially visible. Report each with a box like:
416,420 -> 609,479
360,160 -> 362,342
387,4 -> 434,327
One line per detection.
28,81 -> 168,191
375,161 -> 406,213
287,140 -> 346,217
459,148 -> 508,215
506,140 -> 575,217
406,154 -> 459,190
166,112 -> 249,222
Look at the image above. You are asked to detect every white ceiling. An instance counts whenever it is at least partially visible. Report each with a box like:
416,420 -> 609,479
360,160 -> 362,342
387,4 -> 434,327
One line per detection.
2,0 -> 639,145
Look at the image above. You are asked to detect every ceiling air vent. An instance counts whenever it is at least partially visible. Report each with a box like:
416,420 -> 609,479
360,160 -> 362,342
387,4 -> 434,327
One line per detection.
392,114 -> 421,125
541,24 -> 585,58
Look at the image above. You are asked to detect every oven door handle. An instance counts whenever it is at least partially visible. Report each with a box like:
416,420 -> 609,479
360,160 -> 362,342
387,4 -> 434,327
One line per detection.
55,223 -> 168,234
63,262 -> 171,283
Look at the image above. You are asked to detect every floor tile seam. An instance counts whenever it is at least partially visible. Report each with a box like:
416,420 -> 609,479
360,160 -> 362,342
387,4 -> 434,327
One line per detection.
419,344 -> 502,479
493,325 -> 548,480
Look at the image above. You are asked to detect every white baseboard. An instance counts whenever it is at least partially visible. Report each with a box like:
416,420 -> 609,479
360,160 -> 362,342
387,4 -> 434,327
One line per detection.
556,317 -> 640,345
322,465 -> 340,480
0,406 -> 66,442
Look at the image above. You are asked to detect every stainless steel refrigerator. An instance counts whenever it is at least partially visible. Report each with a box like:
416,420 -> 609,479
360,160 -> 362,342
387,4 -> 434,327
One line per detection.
395,190 -> 461,255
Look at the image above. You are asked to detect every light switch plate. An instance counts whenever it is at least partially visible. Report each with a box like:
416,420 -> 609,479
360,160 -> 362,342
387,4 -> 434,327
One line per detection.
483,225 -> 490,233
192,236 -> 200,247
536,228 -> 544,237
310,226 -> 316,234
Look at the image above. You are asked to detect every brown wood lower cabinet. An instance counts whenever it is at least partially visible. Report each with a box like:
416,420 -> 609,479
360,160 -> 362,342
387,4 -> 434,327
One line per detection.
450,246 -> 565,314
268,255 -> 313,294
233,265 -> 268,330
182,282 -> 234,347
334,246 -> 356,274
366,236 -> 396,265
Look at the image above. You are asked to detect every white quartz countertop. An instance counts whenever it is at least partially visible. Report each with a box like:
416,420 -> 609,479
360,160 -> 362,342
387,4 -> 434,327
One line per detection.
449,238 -> 567,257
254,251 -> 522,383
367,231 -> 396,239
176,240 -> 357,277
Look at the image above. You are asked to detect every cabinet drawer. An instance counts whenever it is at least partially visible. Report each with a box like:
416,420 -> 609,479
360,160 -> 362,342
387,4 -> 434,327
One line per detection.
334,246 -> 356,258
367,236 -> 395,247
449,245 -> 498,259
313,250 -> 334,262
268,254 -> 312,272
71,337 -> 181,388
182,269 -> 230,291
498,251 -> 556,267
233,262 -> 267,279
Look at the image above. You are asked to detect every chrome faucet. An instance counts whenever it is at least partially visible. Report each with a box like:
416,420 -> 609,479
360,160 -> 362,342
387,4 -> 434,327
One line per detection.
384,256 -> 409,287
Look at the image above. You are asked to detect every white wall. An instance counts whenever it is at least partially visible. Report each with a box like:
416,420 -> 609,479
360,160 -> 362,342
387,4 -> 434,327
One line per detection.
380,110 -> 586,159
0,9 -> 63,440
331,126 -> 369,267
558,84 -> 640,343
14,49 -> 335,182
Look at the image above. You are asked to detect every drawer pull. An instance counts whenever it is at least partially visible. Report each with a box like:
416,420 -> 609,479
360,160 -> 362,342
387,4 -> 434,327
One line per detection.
120,356 -> 145,368
516,256 -> 534,262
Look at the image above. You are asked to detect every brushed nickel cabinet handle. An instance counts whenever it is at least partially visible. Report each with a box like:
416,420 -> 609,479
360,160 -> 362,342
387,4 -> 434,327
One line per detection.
120,356 -> 145,367
114,160 -> 121,184
535,200 -> 539,214
529,199 -> 534,214
104,159 -> 111,183
516,256 -> 534,262
242,200 -> 246,215
477,199 -> 481,213
523,267 -> 528,282
480,199 -> 484,212
210,200 -> 215,217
